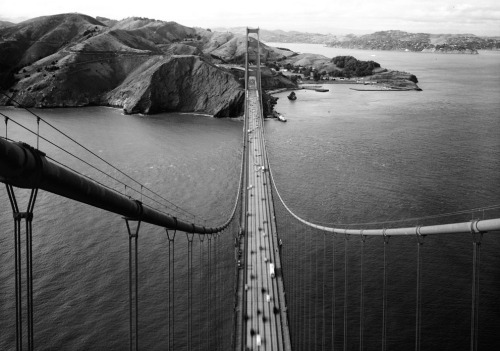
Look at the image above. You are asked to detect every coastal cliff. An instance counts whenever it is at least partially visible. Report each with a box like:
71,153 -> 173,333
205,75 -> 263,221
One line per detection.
106,55 -> 245,116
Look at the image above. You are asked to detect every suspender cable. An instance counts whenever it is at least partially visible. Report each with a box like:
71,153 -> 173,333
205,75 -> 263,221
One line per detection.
382,231 -> 389,351
166,229 -> 176,350
332,233 -> 336,351
26,188 -> 37,351
322,232 -> 326,351
360,232 -> 366,351
125,219 -> 141,351
6,184 -> 22,351
308,227 -> 313,351
315,230 -> 319,350
198,233 -> 205,351
344,232 -> 348,351
15,208 -> 22,351
470,221 -> 482,351
302,230 -> 307,350
36,117 -> 40,149
207,235 -> 212,349
186,232 -> 194,351
415,227 -> 424,351
214,233 -> 219,351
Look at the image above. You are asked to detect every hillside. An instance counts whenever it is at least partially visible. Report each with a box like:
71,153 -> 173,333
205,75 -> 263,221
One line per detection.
0,21 -> 14,29
326,30 -> 500,53
0,14 -> 296,116
214,27 -> 336,44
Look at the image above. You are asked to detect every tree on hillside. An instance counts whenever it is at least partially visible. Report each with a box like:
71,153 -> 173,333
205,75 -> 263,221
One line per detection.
331,56 -> 380,77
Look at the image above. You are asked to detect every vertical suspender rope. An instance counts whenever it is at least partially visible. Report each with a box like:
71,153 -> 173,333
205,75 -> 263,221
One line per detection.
382,230 -> 389,351
6,185 -> 38,351
207,234 -> 212,350
166,227 -> 176,351
197,233 -> 205,351
12,188 -> 22,351
308,227 -> 313,351
36,117 -> 40,149
314,230 -> 319,350
302,230 -> 307,351
125,218 -> 141,351
26,188 -> 37,351
415,227 -> 424,351
214,233 -> 219,351
360,231 -> 366,351
470,221 -> 482,351
4,115 -> 8,139
344,232 -> 348,351
322,232 -> 326,351
332,233 -> 336,351
7,185 -> 21,351
186,230 -> 194,351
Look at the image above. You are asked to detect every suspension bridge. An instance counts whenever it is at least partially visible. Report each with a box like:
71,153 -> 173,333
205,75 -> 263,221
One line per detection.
1,27 -> 500,351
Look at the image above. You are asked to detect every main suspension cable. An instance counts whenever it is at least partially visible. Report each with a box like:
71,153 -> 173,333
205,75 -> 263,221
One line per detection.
0,112 -> 194,221
0,94 -> 198,220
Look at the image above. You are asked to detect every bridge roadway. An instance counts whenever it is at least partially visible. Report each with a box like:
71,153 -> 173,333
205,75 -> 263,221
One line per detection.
237,76 -> 291,351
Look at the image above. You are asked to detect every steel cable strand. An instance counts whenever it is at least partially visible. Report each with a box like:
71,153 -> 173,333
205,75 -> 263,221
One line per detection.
214,234 -> 219,351
312,205 -> 500,228
6,184 -> 22,350
3,114 -> 8,139
25,188 -> 37,351
332,233 -> 336,351
305,227 -> 311,351
187,236 -> 191,351
360,232 -> 366,351
291,220 -> 298,349
310,226 -> 315,351
172,236 -> 175,350
166,229 -> 176,351
382,231 -> 389,351
322,232 -> 327,351
197,233 -> 205,351
125,219 -> 140,351
314,230 -> 319,350
470,222 -> 483,351
207,235 -> 212,350
186,232 -> 195,351
298,227 -> 304,350
415,227 -> 424,351
344,232 -> 348,351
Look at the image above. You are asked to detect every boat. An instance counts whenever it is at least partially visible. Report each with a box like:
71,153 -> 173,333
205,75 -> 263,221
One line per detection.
287,91 -> 297,100
314,88 -> 329,92
277,114 -> 287,122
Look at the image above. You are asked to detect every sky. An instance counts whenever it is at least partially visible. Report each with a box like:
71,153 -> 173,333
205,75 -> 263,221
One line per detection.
1,0 -> 499,36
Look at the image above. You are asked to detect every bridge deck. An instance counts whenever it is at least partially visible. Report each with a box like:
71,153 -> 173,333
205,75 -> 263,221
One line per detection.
239,77 -> 291,351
